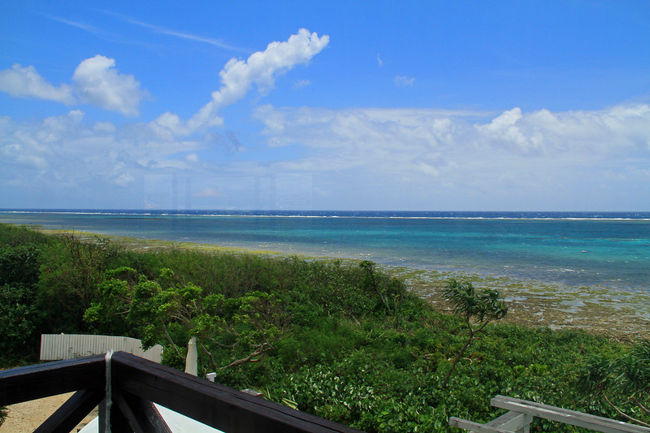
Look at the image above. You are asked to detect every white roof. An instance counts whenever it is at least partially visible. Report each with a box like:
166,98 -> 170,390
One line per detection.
79,404 -> 224,433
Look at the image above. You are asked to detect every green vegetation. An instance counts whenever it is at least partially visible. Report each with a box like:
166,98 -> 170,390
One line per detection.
0,223 -> 647,432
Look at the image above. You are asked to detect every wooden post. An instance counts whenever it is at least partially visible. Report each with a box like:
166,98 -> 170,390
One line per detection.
185,336 -> 198,376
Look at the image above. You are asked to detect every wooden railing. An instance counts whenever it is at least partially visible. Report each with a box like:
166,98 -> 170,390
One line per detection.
449,395 -> 650,433
0,351 -> 362,433
6,357 -> 644,433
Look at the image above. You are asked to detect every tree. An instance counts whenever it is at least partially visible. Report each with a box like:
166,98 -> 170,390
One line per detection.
0,244 -> 43,364
441,279 -> 507,387
0,244 -> 41,287
0,284 -> 41,363
360,260 -> 403,319
84,267 -> 284,373
38,233 -> 119,333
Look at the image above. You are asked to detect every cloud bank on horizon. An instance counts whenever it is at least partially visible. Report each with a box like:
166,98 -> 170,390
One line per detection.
1,2 -> 649,211
3,100 -> 648,210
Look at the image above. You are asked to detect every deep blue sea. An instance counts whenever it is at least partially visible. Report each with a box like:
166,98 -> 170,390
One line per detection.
1,209 -> 649,293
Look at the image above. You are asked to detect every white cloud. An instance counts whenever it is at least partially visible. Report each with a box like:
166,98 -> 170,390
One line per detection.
256,104 -> 650,157
294,79 -> 311,89
376,54 -> 383,67
187,28 -> 329,131
0,30 -> 331,208
477,107 -> 530,151
105,12 -> 245,52
113,170 -> 135,187
4,25 -> 646,210
2,102 -> 649,210
49,16 -> 102,36
0,56 -> 146,116
72,55 -> 145,116
0,64 -> 75,104
252,103 -> 650,209
0,110 -> 202,193
93,121 -> 116,133
150,112 -> 188,138
394,75 -> 415,87
1,29 -> 326,133
476,104 -> 650,155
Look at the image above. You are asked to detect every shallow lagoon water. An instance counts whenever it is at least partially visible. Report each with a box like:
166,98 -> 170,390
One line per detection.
2,210 -> 648,293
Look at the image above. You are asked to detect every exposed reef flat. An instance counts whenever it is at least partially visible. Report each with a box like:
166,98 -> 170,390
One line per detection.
392,267 -> 649,341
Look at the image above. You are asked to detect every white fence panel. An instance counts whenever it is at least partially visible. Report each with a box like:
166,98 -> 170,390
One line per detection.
40,334 -> 163,363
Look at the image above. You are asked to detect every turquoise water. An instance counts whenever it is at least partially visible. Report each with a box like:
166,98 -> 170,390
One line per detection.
1,210 -> 649,292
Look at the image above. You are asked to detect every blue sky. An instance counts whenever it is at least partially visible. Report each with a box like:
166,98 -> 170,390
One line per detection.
1,1 -> 649,210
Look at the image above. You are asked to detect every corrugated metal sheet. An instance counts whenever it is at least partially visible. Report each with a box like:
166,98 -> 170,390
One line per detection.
40,334 -> 163,363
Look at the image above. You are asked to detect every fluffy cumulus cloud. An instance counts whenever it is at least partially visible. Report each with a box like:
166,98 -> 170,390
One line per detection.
185,28 -> 329,132
0,56 -> 145,115
72,55 -> 146,115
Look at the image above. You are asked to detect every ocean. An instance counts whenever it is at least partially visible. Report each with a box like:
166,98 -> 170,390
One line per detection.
1,209 -> 649,294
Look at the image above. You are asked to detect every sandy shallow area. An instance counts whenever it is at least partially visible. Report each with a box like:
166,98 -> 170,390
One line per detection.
0,393 -> 98,432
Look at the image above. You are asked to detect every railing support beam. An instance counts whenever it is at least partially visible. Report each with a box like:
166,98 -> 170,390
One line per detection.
34,389 -> 104,433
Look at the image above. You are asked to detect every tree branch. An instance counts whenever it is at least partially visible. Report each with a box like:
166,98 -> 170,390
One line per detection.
211,339 -> 237,349
220,343 -> 273,370
474,319 -> 492,334
603,393 -> 650,428
636,400 -> 650,414
162,324 -> 182,359
200,342 -> 218,371
442,335 -> 474,388
343,310 -> 361,326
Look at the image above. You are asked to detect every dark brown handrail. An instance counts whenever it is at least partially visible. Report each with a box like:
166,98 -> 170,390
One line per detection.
0,351 -> 363,433
0,354 -> 105,405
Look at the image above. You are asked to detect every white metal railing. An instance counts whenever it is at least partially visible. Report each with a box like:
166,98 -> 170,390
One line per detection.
449,395 -> 650,433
